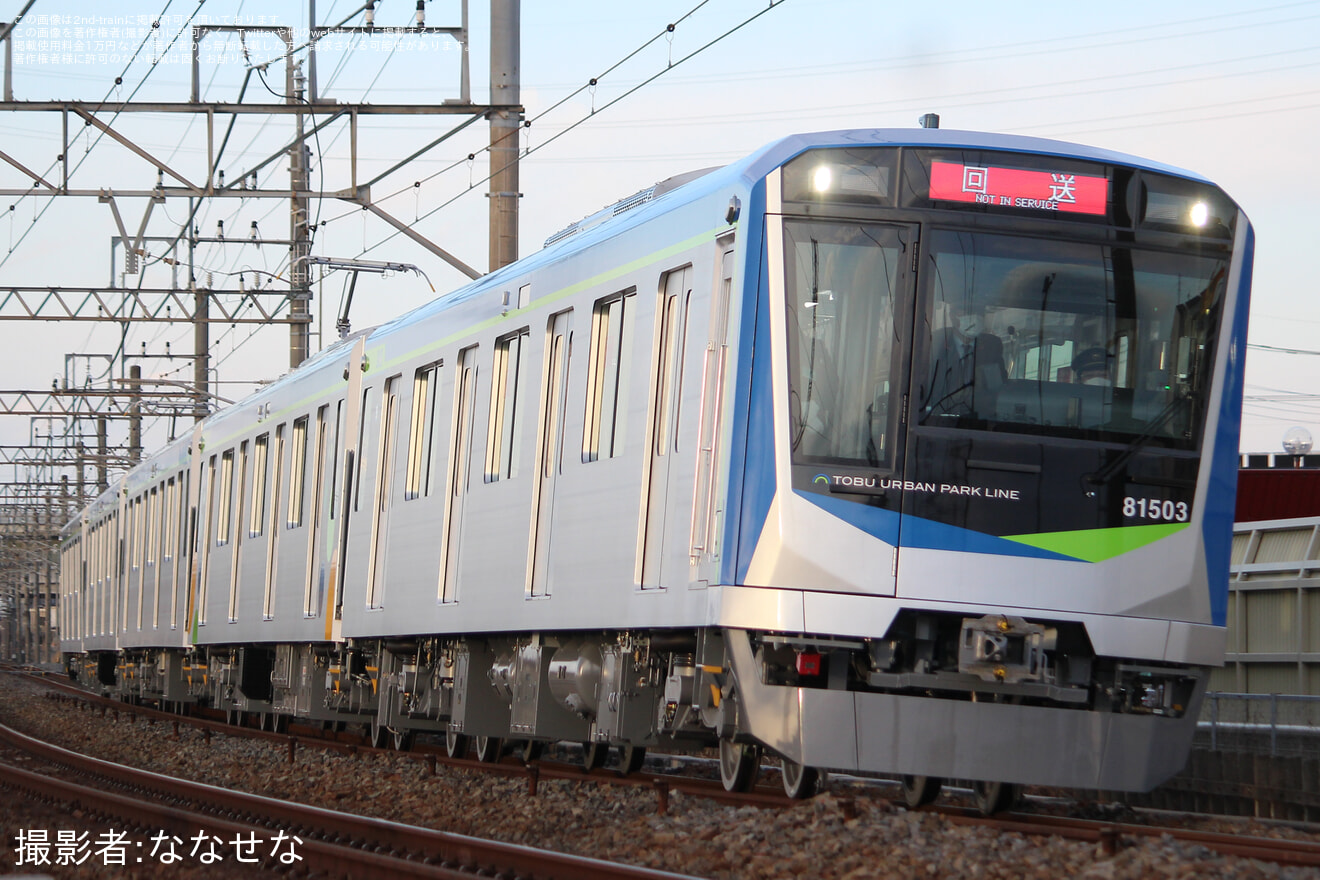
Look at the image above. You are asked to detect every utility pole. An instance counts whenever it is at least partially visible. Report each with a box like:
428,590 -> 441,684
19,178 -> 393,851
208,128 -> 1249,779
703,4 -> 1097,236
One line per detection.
41,492 -> 51,664
289,30 -> 311,369
127,365 -> 142,462
194,285 -> 210,423
95,417 -> 108,494
489,0 -> 521,272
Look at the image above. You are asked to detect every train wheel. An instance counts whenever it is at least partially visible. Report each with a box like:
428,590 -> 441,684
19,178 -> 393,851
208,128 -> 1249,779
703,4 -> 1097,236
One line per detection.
445,730 -> 471,759
474,735 -> 503,763
718,739 -> 760,793
369,722 -> 390,749
901,775 -> 943,809
225,708 -> 243,727
972,780 -> 1021,815
392,728 -> 414,752
580,742 -> 608,772
619,745 -> 647,776
781,760 -> 821,800
515,740 -> 543,763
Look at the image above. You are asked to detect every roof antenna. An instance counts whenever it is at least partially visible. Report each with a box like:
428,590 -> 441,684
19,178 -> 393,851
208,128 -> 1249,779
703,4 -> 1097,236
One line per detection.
919,113 -> 940,129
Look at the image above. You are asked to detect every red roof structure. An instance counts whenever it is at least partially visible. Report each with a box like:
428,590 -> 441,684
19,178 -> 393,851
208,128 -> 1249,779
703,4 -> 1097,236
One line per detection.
1236,467 -> 1320,522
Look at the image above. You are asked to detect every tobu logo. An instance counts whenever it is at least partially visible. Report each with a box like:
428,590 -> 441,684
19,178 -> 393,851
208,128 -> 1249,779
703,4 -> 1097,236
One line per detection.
811,472 -> 1024,502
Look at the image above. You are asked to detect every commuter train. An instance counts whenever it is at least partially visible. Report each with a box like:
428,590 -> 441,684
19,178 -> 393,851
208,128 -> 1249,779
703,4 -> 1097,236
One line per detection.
58,128 -> 1253,812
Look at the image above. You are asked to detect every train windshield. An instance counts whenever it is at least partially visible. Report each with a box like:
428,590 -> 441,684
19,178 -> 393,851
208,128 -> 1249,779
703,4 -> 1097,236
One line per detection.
918,230 -> 1227,450
784,221 -> 1230,470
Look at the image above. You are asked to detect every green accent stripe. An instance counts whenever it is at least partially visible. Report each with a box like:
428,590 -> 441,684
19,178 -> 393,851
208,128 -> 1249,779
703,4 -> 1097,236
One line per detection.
199,224 -> 731,453
1002,522 -> 1190,563
370,224 -> 731,375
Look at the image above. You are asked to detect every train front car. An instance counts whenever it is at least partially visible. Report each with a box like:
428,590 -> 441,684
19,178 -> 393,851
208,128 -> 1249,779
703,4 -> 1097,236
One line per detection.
713,130 -> 1251,807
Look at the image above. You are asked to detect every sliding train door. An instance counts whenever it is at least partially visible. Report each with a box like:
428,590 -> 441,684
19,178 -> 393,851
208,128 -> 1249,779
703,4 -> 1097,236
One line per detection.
529,311 -> 572,598
440,347 -> 478,603
640,267 -> 693,590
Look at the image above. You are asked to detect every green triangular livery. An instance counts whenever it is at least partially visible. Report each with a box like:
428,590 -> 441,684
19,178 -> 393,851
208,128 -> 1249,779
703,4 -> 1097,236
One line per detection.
1002,522 -> 1190,563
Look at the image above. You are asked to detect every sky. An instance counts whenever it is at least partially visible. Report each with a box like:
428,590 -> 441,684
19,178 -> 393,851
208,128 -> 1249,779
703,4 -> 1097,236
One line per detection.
0,0 -> 1316,464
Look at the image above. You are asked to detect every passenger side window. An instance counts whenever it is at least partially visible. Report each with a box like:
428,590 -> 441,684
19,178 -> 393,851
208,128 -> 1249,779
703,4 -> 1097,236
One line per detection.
583,290 -> 636,462
406,363 -> 440,500
217,450 -> 235,546
250,433 -> 269,537
328,401 -> 344,519
487,330 -> 529,481
288,416 -> 309,528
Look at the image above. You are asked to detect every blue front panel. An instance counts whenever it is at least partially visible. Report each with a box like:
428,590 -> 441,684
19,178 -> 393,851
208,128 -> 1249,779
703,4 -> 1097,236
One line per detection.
728,182 -> 774,587
1202,223 -> 1254,627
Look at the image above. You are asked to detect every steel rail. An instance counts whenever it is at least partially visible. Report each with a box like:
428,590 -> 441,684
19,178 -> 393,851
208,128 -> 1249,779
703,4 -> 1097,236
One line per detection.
17,671 -> 1320,868
0,718 -> 700,880
29,672 -> 797,811
935,805 -> 1320,868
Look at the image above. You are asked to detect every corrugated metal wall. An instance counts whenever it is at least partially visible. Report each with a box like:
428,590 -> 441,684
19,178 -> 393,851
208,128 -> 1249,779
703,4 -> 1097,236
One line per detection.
1244,591 -> 1295,655
1226,516 -> 1320,695
1231,532 -> 1254,566
1245,664 -> 1299,695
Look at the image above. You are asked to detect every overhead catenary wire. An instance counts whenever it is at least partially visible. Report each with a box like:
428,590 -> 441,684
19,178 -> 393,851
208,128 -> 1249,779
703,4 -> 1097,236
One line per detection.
339,0 -> 790,257
567,45 -> 1320,131
329,0 -> 1316,256
160,0 -> 773,403
163,3 -> 247,165
114,1 -> 386,408
12,7 -> 211,412
0,0 -> 210,272
318,0 -> 723,229
506,0 -> 1320,93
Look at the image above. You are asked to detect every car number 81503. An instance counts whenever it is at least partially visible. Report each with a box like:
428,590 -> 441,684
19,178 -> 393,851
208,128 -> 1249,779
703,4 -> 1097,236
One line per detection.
1123,497 -> 1189,522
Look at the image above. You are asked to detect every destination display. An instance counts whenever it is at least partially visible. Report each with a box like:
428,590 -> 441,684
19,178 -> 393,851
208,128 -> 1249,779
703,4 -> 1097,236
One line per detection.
929,160 -> 1108,216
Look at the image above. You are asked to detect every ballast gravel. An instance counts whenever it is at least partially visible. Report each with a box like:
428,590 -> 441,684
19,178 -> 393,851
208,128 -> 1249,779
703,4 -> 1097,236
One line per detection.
0,674 -> 1318,880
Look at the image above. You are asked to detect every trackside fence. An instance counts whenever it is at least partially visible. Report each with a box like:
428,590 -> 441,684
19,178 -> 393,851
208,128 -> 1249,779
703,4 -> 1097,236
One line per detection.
1198,692 -> 1320,758
1098,693 -> 1320,819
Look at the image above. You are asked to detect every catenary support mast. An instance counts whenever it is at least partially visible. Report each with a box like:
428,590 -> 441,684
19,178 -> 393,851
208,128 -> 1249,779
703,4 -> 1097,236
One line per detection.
489,0 -> 521,272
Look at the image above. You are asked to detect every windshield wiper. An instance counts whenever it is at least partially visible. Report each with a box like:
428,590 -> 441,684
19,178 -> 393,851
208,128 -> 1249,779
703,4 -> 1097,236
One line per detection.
1083,395 -> 1187,488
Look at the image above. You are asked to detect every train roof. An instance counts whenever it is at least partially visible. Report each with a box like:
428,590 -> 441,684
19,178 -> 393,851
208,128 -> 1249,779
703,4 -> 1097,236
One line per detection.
361,127 -> 1217,331
214,129 -> 1226,407
531,127 -> 1209,259
741,127 -> 1211,184
249,128 -> 1218,359
87,127 -> 1229,520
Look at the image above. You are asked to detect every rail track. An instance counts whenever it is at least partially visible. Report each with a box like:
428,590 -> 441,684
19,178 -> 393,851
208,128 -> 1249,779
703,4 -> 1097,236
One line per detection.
24,669 -> 798,813
0,714 -> 701,879
933,805 -> 1320,868
10,669 -> 1320,874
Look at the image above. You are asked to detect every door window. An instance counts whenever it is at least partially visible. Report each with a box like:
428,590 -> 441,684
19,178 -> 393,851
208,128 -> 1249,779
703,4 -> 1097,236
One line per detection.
783,220 -> 904,469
